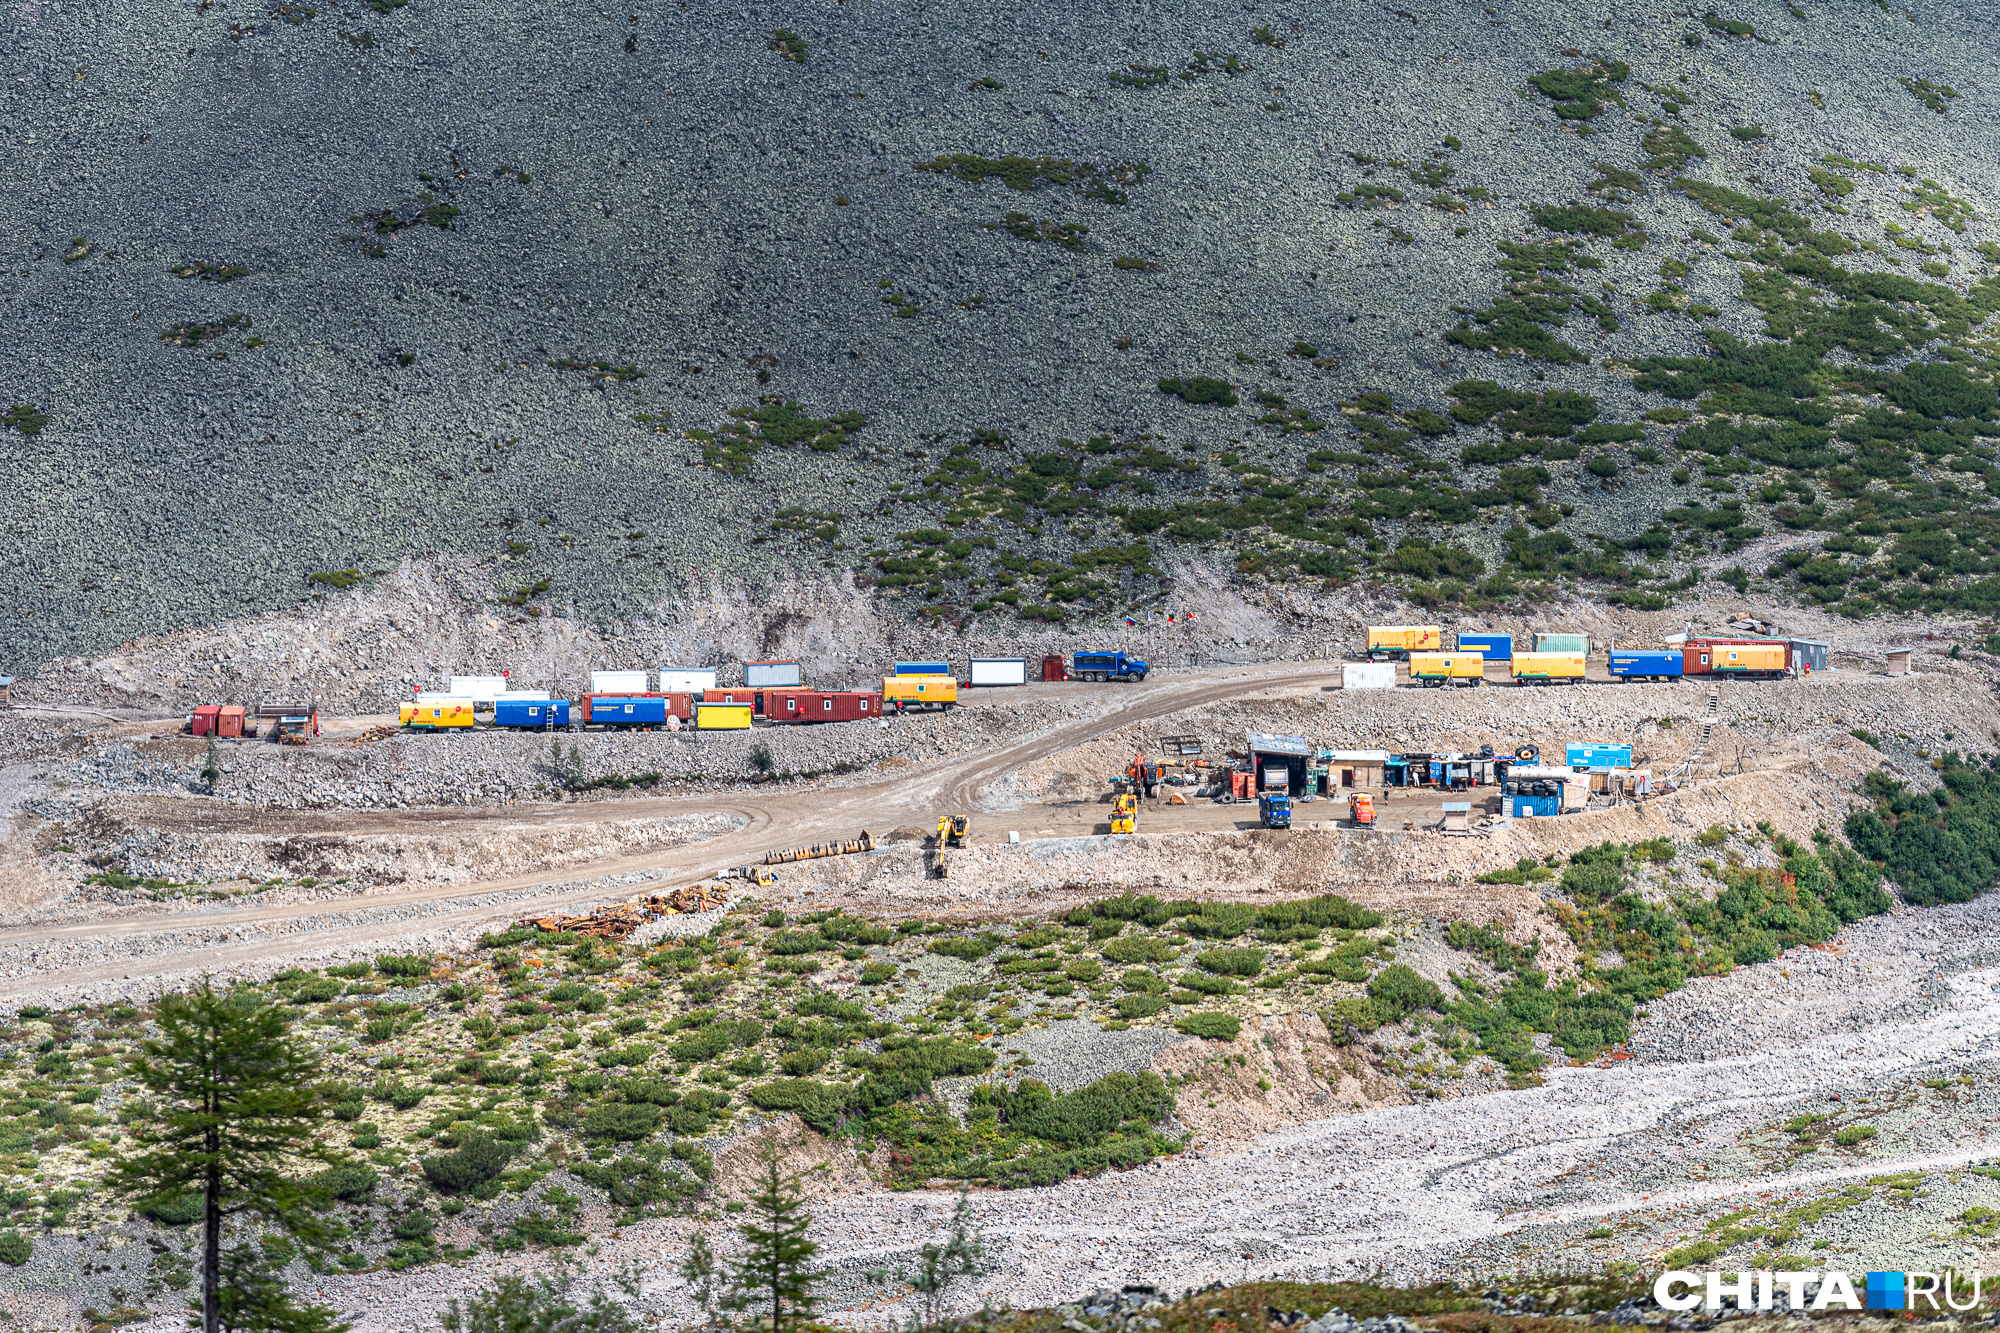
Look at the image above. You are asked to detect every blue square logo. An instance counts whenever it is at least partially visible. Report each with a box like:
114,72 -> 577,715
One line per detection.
1866,1272 -> 1905,1312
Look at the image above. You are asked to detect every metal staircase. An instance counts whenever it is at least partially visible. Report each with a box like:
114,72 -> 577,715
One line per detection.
1665,687 -> 1721,785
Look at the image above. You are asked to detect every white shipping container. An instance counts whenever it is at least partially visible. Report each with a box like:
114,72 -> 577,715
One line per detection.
448,675 -> 511,704
744,660 -> 803,688
657,668 -> 719,694
1342,663 -> 1397,690
497,690 -> 552,701
969,657 -> 1027,687
590,670 -> 650,694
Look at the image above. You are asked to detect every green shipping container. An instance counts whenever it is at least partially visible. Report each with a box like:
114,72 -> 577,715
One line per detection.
1533,632 -> 1589,655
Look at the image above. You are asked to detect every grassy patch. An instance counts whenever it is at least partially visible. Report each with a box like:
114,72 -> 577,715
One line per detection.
686,401 -> 866,475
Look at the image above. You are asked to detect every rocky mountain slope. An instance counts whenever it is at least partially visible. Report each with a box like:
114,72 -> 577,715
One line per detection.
4,0 -> 1999,670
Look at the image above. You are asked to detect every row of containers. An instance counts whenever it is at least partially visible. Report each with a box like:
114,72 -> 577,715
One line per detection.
1347,627 -> 1831,688
1246,732 -> 1644,819
398,651 -> 1151,732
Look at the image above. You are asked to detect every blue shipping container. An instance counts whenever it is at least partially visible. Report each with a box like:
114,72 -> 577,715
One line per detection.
1607,650 -> 1684,680
1457,632 -> 1513,659
494,699 -> 570,729
893,661 -> 951,676
592,696 -> 667,727
1512,793 -> 1561,817
1566,742 -> 1633,769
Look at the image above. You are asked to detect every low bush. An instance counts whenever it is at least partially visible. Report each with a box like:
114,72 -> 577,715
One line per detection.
1176,1012 -> 1241,1041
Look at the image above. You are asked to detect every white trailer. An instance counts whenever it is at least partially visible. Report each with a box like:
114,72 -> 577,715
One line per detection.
744,660 -> 803,688
969,657 -> 1028,687
447,675 -> 511,706
658,668 -> 719,694
1342,663 -> 1397,690
590,670 -> 650,694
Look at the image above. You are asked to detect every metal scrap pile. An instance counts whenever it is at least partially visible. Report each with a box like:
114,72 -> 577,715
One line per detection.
515,883 -> 730,938
764,829 -> 875,865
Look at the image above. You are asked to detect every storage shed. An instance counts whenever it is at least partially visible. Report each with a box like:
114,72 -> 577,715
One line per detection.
1342,662 -> 1396,690
1886,648 -> 1912,676
1247,732 -> 1312,794
1789,639 -> 1829,674
658,668 -> 718,693
744,660 -> 803,688
1326,749 -> 1389,790
1440,802 -> 1472,834
0,676 -> 12,708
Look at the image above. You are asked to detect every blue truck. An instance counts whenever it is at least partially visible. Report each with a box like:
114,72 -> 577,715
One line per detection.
1456,632 -> 1513,659
1258,789 -> 1293,829
1607,649 -> 1683,682
493,699 -> 570,729
1071,650 -> 1148,682
1566,741 -> 1633,770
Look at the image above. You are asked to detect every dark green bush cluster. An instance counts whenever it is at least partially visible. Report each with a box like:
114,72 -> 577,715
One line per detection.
1847,759 -> 2000,905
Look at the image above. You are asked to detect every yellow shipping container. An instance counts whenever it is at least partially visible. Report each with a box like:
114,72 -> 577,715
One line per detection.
882,675 -> 958,710
400,700 -> 476,729
1713,643 -> 1788,674
696,703 -> 754,731
1510,652 -> 1587,685
1408,653 -> 1485,687
1366,625 -> 1443,658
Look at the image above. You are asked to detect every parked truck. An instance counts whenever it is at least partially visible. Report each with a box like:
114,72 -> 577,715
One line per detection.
1607,649 -> 1684,682
1408,653 -> 1485,688
1258,786 -> 1293,829
1071,650 -> 1148,682
1365,626 -> 1443,661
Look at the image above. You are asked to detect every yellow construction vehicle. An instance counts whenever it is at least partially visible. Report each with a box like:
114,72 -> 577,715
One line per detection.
1110,793 -> 1138,835
936,814 -> 969,848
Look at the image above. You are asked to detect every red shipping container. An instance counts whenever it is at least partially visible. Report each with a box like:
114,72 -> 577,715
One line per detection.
822,690 -> 880,721
765,690 -> 881,723
217,705 -> 247,738
764,689 -> 816,723
1682,637 -> 1790,675
191,704 -> 221,736
1042,654 -> 1067,682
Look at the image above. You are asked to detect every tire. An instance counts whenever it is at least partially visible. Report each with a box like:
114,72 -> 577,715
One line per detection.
1133,672 -> 1146,683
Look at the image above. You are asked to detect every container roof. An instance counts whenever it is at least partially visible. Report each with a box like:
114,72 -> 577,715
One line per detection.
1246,731 -> 1311,756
1328,749 -> 1391,761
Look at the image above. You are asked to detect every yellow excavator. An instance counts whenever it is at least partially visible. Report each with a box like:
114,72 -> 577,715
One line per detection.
1110,793 -> 1138,835
936,814 -> 970,848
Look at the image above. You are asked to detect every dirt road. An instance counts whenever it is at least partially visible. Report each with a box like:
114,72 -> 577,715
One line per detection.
0,663 -> 1330,997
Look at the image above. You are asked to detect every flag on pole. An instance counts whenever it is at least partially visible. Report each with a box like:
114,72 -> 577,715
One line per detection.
1123,615 -> 1138,627
1184,611 -> 1198,624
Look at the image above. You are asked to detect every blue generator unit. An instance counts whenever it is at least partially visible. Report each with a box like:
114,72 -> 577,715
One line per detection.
1456,632 -> 1513,659
1607,649 -> 1684,681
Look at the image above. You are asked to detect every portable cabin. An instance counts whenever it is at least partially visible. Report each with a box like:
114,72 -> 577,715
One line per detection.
1510,652 -> 1587,685
1408,652 -> 1485,688
591,670 -> 651,694
706,688 -> 761,716
744,660 -> 803,688
401,699 -> 476,730
1790,639 -> 1829,675
764,689 -> 883,723
1326,749 -> 1389,791
1684,638 -> 1789,679
1456,632 -> 1513,659
1503,764 -> 1574,817
447,676 -> 511,708
882,676 -> 957,710
1365,625 -> 1443,660
582,695 -> 667,729
493,698 -> 570,729
1342,663 -> 1397,690
657,668 -> 718,694
1429,754 -> 1499,788
1885,649 -> 1912,677
696,702 -> 754,730
1247,732 -> 1312,795
0,676 -> 13,708
968,657 -> 1027,687
258,702 -> 318,739
1440,802 -> 1473,834
1607,649 -> 1684,681
1566,741 -> 1633,770
1533,632 -> 1589,655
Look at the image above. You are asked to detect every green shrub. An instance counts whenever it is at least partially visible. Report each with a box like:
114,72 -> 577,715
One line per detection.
1845,760 -> 2000,907
990,1073 -> 1173,1146
0,1230 -> 28,1266
1114,995 -> 1168,1018
1177,973 -> 1240,996
1158,376 -> 1238,406
1323,996 -> 1379,1038
1195,947 -> 1266,977
1836,1125 -> 1878,1146
1176,1012 -> 1241,1041
420,1134 -> 518,1192
315,1163 -> 378,1201
1366,964 -> 1443,1022
374,954 -> 431,979
1181,902 -> 1256,939
929,934 -> 1003,961
581,1103 -> 662,1142
1100,935 -> 1175,965
139,1192 -> 203,1227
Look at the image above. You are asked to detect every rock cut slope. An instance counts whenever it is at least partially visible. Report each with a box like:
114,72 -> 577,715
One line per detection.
5,0 -> 2000,669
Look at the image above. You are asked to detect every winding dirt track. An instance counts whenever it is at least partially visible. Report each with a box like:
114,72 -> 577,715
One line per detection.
0,664 -> 1327,995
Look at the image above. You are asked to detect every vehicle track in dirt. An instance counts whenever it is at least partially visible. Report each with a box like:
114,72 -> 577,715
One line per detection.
0,665 -> 1327,996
